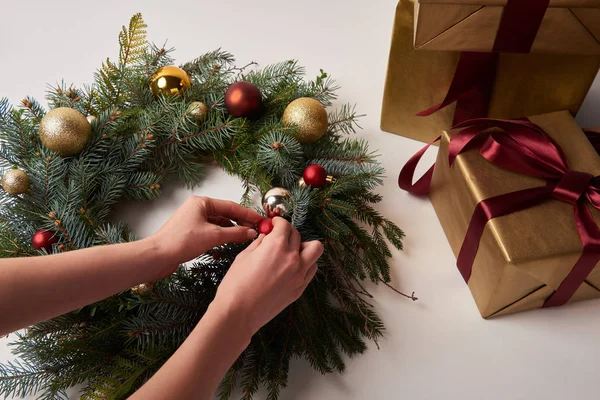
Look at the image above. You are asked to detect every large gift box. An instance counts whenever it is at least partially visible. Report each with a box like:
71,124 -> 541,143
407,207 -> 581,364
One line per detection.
403,111 -> 600,317
414,0 -> 600,55
381,0 -> 600,143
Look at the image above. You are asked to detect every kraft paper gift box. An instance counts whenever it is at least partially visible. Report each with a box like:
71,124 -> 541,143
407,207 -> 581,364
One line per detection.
428,111 -> 600,318
414,0 -> 600,55
380,0 -> 600,143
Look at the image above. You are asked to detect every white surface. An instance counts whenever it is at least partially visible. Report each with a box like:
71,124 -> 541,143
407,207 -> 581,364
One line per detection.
1,1 -> 600,399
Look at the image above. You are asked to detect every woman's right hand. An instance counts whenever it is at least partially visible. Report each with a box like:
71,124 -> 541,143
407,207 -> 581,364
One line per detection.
213,217 -> 324,336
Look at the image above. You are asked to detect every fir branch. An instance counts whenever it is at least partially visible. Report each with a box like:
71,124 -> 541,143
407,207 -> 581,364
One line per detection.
0,360 -> 54,399
19,97 -> 45,123
327,103 -> 363,136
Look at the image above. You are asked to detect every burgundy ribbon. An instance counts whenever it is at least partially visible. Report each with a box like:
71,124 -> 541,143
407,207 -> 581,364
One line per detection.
399,118 -> 600,308
417,0 -> 550,124
584,129 -> 600,155
416,52 -> 498,125
493,0 -> 550,53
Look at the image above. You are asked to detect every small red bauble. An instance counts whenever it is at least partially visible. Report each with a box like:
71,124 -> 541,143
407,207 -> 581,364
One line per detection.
31,229 -> 58,252
224,81 -> 263,118
302,164 -> 328,188
257,218 -> 274,235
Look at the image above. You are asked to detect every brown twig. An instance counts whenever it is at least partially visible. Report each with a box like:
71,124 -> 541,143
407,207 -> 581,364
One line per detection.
383,282 -> 418,301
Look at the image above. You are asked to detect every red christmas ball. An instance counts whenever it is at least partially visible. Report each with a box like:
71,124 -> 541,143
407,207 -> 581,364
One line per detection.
257,218 -> 274,235
31,229 -> 58,252
225,81 -> 263,118
302,164 -> 328,188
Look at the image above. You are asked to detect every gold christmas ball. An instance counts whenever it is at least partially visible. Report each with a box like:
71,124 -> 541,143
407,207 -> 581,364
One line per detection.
298,175 -> 334,189
131,282 -> 154,296
282,98 -> 328,144
2,169 -> 29,195
188,101 -> 209,122
262,187 -> 291,217
39,107 -> 91,156
86,115 -> 97,125
150,65 -> 191,96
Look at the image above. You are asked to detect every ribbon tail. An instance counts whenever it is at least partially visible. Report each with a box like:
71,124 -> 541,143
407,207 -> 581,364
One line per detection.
457,186 -> 552,282
543,204 -> 600,308
398,137 -> 440,196
416,52 -> 498,123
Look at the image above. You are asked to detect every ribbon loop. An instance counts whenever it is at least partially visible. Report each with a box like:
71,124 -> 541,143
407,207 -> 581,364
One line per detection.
551,170 -> 593,205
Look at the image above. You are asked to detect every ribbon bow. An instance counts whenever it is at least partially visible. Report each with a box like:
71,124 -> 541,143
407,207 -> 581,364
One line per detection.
399,118 -> 600,308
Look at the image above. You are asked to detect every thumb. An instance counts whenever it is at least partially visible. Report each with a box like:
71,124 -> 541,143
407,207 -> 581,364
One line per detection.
217,226 -> 258,244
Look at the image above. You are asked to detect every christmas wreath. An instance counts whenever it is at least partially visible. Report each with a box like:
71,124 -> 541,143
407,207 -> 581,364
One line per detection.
0,14 -> 411,399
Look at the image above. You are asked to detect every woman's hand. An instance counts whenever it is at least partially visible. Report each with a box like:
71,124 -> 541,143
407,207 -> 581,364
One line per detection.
150,196 -> 263,279
213,217 -> 324,336
129,217 -> 324,400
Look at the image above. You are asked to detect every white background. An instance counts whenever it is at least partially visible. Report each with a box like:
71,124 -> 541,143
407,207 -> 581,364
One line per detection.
1,1 -> 600,399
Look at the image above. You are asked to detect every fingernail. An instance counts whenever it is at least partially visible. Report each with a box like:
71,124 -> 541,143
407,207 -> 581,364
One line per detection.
247,229 -> 258,240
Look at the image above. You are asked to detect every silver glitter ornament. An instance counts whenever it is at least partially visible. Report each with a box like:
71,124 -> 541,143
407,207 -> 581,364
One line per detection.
262,187 -> 291,217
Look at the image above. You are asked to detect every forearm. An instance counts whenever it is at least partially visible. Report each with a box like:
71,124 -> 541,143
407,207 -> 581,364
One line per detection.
130,301 -> 252,400
0,237 -> 171,335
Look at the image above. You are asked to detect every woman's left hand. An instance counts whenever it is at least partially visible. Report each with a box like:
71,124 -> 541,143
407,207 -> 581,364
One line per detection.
149,196 -> 263,278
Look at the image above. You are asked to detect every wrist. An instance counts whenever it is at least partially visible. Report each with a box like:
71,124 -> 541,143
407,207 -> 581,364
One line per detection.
207,296 -> 255,345
140,236 -> 178,281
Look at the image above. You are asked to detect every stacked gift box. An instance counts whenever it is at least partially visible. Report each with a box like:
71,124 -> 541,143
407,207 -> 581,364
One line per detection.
386,0 -> 600,317
382,0 -> 600,142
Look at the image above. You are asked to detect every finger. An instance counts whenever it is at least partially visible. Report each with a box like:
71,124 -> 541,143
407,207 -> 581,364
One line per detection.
303,263 -> 318,284
270,217 -> 292,240
204,198 -> 263,225
288,227 -> 301,250
300,241 -> 324,268
239,220 -> 257,229
216,226 -> 258,244
245,234 -> 265,252
208,216 -> 234,227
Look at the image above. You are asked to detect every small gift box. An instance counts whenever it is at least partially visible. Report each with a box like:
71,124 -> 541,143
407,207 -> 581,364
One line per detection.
380,0 -> 600,143
414,0 -> 600,55
400,111 -> 600,317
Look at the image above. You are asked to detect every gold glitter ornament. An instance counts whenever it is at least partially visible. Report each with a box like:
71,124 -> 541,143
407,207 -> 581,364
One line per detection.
2,169 -> 30,195
39,108 -> 91,156
282,98 -> 328,144
150,66 -> 191,96
188,101 -> 209,122
131,282 -> 154,296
